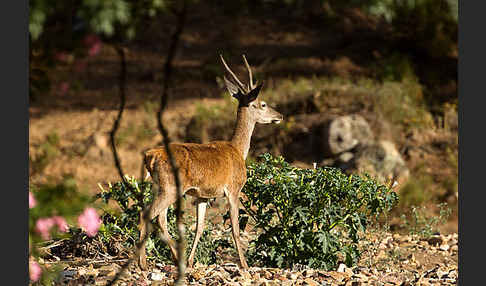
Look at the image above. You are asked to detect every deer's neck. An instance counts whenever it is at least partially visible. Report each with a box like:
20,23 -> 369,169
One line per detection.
231,107 -> 256,160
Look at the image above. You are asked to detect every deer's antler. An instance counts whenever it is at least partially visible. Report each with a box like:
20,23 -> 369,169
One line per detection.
220,54 -> 247,93
242,54 -> 256,90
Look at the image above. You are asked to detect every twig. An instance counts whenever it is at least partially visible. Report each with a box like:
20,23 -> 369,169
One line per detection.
156,1 -> 188,285
110,46 -> 129,187
106,45 -> 157,286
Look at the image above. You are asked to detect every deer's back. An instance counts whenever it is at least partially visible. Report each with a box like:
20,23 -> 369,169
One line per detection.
144,141 -> 247,197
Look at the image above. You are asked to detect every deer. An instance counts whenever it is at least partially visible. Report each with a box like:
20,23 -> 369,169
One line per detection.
138,54 -> 284,270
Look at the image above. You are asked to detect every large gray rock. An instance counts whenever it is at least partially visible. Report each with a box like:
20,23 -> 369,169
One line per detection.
353,140 -> 409,185
322,114 -> 374,156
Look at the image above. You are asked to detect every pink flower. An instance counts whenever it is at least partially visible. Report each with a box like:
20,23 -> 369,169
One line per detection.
35,217 -> 55,240
74,60 -> 87,73
54,51 -> 71,63
77,207 -> 101,237
52,216 -> 69,233
88,41 -> 102,56
29,192 -> 36,209
29,260 -> 42,282
57,82 -> 70,96
83,34 -> 102,56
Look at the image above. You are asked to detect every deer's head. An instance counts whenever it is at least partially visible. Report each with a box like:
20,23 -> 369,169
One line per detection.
220,54 -> 283,124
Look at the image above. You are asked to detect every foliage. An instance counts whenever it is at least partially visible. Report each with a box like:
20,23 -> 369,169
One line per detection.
400,203 -> 452,238
29,0 -> 170,42
28,0 -> 180,100
29,177 -> 100,283
97,175 -> 230,265
29,176 -> 93,242
398,173 -> 433,208
240,153 -> 398,270
366,0 -> 457,59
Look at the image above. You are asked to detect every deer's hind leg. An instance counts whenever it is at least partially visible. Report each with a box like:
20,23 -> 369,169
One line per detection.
156,188 -> 178,262
138,173 -> 178,269
138,178 -> 164,270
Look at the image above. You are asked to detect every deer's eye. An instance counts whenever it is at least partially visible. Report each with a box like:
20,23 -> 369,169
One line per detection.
261,102 -> 266,108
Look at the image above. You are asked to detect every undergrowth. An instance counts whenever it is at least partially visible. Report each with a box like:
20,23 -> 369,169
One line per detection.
240,153 -> 398,270
95,152 -> 398,271
96,175 -> 231,266
400,202 -> 452,238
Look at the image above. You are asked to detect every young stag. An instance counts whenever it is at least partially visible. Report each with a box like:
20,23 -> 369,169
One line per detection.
138,55 -> 283,270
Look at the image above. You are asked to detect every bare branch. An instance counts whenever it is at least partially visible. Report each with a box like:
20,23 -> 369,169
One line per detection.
110,46 -> 129,186
156,1 -> 189,285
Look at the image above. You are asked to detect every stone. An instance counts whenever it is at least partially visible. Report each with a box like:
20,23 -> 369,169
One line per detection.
304,277 -> 320,286
148,272 -> 164,281
323,114 -> 374,156
439,244 -> 450,251
427,236 -> 443,246
353,140 -> 409,186
337,263 -> 347,273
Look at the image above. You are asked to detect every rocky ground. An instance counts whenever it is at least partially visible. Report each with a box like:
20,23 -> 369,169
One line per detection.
40,232 -> 458,286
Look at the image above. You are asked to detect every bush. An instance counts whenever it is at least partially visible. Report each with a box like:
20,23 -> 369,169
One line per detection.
400,203 -> 452,238
241,154 -> 398,270
97,175 -> 231,266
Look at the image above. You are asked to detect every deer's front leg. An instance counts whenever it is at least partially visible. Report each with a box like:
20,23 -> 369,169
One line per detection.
228,192 -> 249,269
187,198 -> 208,268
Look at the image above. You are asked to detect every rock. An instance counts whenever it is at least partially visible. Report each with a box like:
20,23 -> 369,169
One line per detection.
304,277 -> 320,286
60,269 -> 77,281
337,263 -> 353,276
303,269 -> 315,277
322,114 -> 374,156
427,236 -> 443,246
241,271 -> 252,280
148,272 -> 164,281
353,140 -> 409,185
339,152 -> 354,163
328,271 -> 351,282
288,273 -> 298,280
439,244 -> 450,251
190,268 -> 206,281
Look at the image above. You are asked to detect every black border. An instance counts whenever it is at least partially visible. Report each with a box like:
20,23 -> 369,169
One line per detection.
0,0 -> 28,284
459,1 -> 482,285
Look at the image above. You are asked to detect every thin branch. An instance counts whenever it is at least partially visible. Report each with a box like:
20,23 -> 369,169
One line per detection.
108,2 -> 188,284
110,46 -> 129,187
156,1 -> 188,285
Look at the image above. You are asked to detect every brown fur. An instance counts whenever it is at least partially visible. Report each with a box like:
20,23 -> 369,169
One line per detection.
144,142 -> 247,199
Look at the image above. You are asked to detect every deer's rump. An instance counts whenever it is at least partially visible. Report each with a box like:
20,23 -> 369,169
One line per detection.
144,141 -> 247,198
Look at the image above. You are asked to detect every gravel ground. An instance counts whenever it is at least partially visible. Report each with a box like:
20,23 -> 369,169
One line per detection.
40,232 -> 458,286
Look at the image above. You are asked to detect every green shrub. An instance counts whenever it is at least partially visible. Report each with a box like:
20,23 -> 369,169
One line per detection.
400,203 -> 452,238
97,175 -> 230,266
240,154 -> 398,270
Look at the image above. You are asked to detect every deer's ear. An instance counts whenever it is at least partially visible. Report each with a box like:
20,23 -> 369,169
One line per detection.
223,76 -> 241,99
247,82 -> 263,103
